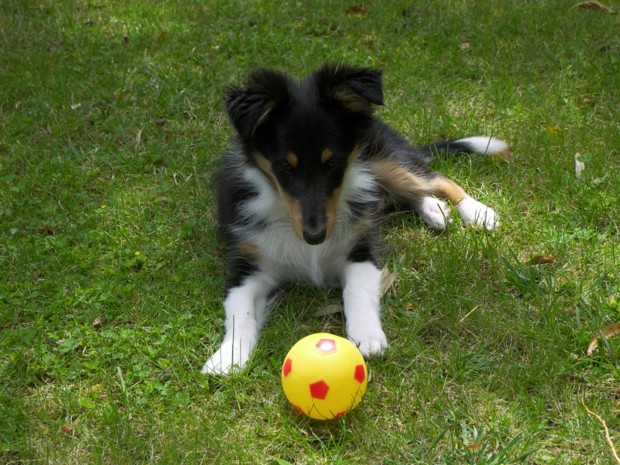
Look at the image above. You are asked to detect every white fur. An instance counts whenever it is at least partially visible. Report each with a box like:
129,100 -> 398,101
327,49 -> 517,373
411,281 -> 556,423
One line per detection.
235,162 -> 377,286
415,196 -> 452,231
342,262 -> 388,356
456,196 -> 499,230
456,136 -> 508,155
201,272 -> 276,375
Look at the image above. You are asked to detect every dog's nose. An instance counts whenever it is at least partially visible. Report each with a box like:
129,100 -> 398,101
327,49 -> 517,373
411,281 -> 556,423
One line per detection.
302,228 -> 326,245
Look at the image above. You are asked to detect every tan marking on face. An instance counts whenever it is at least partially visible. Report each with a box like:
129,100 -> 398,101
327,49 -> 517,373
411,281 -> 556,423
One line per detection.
325,186 -> 342,237
285,152 -> 299,169
280,192 -> 304,240
253,152 -> 277,187
253,153 -> 305,239
321,146 -> 362,238
321,148 -> 334,165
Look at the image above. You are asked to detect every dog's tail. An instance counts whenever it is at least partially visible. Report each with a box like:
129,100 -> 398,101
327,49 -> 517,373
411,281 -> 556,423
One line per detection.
418,136 -> 509,162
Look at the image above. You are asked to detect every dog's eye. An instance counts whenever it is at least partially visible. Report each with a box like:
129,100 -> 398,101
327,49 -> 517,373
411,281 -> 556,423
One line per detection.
281,161 -> 295,173
324,158 -> 338,171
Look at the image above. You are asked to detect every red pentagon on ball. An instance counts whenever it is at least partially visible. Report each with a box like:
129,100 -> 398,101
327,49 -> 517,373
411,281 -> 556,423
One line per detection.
354,364 -> 365,383
309,380 -> 329,399
282,358 -> 293,377
315,338 -> 336,354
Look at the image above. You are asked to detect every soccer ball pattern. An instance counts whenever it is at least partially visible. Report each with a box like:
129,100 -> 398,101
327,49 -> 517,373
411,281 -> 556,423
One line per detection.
281,333 -> 368,420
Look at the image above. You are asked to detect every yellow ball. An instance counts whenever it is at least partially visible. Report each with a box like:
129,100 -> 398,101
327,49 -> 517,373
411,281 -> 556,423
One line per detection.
281,333 -> 368,420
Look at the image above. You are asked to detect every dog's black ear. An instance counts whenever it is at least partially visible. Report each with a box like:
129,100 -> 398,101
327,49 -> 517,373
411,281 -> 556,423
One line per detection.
314,63 -> 384,113
224,70 -> 290,140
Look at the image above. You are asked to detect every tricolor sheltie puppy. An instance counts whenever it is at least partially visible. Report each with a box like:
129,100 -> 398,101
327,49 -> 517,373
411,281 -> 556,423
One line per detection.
202,64 -> 507,375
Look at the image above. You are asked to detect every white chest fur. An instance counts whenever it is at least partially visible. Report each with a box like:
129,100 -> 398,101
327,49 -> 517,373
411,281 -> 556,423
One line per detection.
234,162 -> 377,286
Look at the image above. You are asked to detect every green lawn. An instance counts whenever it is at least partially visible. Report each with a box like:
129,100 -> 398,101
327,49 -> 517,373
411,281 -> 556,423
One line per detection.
1,1 -> 619,464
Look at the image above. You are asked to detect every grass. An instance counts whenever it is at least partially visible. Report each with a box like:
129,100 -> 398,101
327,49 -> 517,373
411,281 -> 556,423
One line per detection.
1,0 -> 619,463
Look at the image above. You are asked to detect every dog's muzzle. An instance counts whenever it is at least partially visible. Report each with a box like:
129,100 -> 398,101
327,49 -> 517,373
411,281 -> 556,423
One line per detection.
302,227 -> 326,245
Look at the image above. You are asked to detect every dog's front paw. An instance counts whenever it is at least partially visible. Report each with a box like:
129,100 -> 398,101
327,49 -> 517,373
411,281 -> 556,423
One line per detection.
201,340 -> 251,375
417,196 -> 452,231
456,197 -> 499,230
348,328 -> 388,358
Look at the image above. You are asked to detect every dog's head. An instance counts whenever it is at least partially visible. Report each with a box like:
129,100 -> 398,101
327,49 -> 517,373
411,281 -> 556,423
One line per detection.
224,64 -> 384,245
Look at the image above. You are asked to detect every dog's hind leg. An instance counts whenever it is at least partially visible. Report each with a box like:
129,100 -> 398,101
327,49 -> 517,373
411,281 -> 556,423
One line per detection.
372,160 -> 451,230
372,159 -> 498,230
428,176 -> 499,230
201,272 -> 276,375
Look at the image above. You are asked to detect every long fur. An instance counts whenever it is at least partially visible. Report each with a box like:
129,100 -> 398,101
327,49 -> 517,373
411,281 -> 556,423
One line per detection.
202,64 -> 508,375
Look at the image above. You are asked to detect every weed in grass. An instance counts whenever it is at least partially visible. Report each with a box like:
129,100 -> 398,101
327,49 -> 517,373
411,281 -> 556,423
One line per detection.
458,421 -> 536,465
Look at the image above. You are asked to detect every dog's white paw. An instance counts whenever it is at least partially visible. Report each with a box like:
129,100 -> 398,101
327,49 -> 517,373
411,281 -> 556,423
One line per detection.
456,197 -> 499,230
348,328 -> 388,358
201,340 -> 251,375
417,196 -> 452,231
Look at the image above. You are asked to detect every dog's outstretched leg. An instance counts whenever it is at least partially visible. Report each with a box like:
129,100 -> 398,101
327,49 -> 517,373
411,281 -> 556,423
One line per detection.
429,176 -> 499,230
342,262 -> 388,357
202,273 -> 275,375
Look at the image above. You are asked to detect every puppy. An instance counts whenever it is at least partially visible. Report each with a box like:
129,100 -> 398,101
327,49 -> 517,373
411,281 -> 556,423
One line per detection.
202,64 -> 507,375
